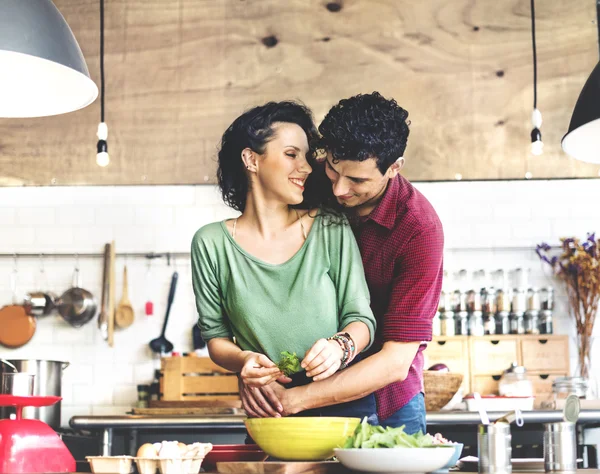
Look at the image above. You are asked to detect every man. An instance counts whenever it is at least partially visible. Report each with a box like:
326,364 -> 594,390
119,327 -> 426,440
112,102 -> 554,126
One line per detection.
240,92 -> 444,433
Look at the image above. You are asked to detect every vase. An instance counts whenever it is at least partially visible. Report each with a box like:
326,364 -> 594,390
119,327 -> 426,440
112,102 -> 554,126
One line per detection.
576,334 -> 597,398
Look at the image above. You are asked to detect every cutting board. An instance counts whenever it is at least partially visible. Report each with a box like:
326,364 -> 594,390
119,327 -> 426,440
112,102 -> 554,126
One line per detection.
216,461 -> 344,474
130,407 -> 244,416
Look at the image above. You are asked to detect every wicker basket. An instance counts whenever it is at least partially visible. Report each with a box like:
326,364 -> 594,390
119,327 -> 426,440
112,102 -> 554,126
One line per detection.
423,371 -> 464,411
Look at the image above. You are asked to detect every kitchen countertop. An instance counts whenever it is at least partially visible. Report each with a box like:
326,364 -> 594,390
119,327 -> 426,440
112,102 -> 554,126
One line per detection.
69,410 -> 600,457
70,409 -> 600,430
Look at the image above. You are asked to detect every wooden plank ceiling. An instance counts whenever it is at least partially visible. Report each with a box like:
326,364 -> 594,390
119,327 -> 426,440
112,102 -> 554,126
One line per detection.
0,0 -> 598,186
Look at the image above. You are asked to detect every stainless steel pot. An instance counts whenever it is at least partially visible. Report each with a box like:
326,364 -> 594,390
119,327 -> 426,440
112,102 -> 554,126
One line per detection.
0,359 -> 69,429
56,268 -> 97,328
23,291 -> 57,317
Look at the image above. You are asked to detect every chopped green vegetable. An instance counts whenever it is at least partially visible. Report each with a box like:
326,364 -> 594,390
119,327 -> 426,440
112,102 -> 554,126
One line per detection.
277,351 -> 302,377
343,417 -> 447,449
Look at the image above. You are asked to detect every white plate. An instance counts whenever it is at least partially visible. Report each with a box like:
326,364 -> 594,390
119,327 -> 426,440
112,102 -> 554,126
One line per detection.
334,447 -> 454,474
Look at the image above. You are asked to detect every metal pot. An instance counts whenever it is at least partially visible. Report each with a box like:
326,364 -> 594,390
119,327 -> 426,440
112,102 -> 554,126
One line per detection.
23,291 -> 57,317
0,359 -> 69,429
56,268 -> 97,328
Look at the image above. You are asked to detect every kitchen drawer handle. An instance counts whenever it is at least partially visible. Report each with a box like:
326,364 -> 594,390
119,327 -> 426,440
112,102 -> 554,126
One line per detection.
436,341 -> 447,346
492,375 -> 501,381
491,340 -> 500,345
538,339 -> 548,344
539,374 -> 550,380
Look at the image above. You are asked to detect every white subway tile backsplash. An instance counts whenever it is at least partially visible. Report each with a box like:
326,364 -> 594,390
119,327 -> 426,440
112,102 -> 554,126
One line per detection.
1,179 -> 599,426
16,208 -> 57,226
0,227 -> 36,250
113,384 -> 139,406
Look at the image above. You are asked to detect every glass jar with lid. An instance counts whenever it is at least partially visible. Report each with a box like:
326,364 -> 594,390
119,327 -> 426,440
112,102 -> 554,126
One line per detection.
499,362 -> 533,397
552,376 -> 588,400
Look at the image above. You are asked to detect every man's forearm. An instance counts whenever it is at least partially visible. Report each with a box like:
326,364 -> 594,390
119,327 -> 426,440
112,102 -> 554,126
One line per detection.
284,341 -> 420,414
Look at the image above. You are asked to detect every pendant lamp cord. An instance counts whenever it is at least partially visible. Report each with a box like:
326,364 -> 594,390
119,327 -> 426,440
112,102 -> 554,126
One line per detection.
100,0 -> 105,123
530,0 -> 537,110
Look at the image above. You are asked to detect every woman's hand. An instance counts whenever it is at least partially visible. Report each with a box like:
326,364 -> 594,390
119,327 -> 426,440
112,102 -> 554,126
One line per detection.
240,352 -> 283,387
301,338 -> 343,381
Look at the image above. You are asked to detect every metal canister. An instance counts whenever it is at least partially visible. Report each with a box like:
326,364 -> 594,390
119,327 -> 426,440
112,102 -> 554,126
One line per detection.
470,311 -> 485,336
524,310 -> 540,335
468,289 -> 482,312
496,311 -> 510,335
512,289 -> 527,313
543,422 -> 577,473
440,311 -> 456,336
455,311 -> 469,335
509,312 -> 525,335
496,288 -> 512,313
539,310 -> 554,335
478,423 -> 512,474
540,287 -> 554,311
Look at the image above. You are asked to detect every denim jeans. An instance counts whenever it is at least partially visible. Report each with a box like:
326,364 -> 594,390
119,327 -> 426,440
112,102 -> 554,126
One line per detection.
377,392 -> 426,434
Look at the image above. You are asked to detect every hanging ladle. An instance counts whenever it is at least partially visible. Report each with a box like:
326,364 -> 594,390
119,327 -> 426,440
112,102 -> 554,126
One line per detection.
149,271 -> 178,354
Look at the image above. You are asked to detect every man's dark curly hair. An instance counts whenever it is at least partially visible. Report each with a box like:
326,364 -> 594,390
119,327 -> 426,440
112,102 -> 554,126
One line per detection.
317,92 -> 410,174
217,101 -> 331,213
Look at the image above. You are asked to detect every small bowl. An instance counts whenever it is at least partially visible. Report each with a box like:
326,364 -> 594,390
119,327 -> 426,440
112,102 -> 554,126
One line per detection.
434,443 -> 464,473
87,456 -> 133,474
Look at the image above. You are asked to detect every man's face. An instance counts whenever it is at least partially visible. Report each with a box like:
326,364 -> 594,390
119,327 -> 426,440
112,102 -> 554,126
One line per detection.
324,153 -> 397,214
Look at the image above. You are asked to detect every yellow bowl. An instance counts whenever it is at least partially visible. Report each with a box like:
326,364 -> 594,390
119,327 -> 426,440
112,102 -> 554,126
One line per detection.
245,417 -> 360,461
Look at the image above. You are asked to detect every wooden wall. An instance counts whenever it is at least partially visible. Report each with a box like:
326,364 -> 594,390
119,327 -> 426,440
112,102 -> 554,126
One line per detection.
0,0 -> 598,186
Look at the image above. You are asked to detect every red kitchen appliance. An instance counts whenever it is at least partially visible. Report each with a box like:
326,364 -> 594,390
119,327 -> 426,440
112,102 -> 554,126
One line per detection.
0,394 -> 75,473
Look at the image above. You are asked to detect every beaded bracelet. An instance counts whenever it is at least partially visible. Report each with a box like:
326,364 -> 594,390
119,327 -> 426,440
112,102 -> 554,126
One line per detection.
328,333 -> 355,369
328,336 -> 350,369
335,332 -> 357,367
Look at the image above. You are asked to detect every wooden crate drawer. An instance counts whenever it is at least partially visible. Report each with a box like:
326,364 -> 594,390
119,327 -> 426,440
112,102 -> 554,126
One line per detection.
160,356 -> 240,402
472,375 -> 501,395
426,337 -> 469,373
471,338 -> 519,374
527,373 -> 565,398
520,336 -> 569,373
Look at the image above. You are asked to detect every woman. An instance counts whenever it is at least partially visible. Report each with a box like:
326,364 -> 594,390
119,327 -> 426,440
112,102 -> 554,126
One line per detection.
191,101 -> 376,419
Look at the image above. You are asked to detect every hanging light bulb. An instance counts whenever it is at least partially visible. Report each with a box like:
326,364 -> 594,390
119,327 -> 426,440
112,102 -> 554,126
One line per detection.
529,0 -> 543,157
96,122 -> 109,167
95,0 -> 110,167
531,108 -> 543,156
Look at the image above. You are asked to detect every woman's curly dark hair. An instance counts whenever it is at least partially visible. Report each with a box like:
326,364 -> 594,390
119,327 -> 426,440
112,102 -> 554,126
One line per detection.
317,92 -> 410,174
217,101 -> 332,213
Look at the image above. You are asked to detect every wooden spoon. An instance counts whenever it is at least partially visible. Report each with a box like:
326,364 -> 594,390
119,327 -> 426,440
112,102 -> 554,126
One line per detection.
115,265 -> 134,328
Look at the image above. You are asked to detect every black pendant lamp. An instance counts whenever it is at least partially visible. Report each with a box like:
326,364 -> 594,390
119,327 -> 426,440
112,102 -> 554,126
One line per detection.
561,2 -> 600,164
0,0 -> 97,118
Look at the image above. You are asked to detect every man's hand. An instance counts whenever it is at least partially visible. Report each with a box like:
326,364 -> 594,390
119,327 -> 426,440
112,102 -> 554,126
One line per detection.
240,352 -> 283,387
301,338 -> 343,381
239,376 -> 291,418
